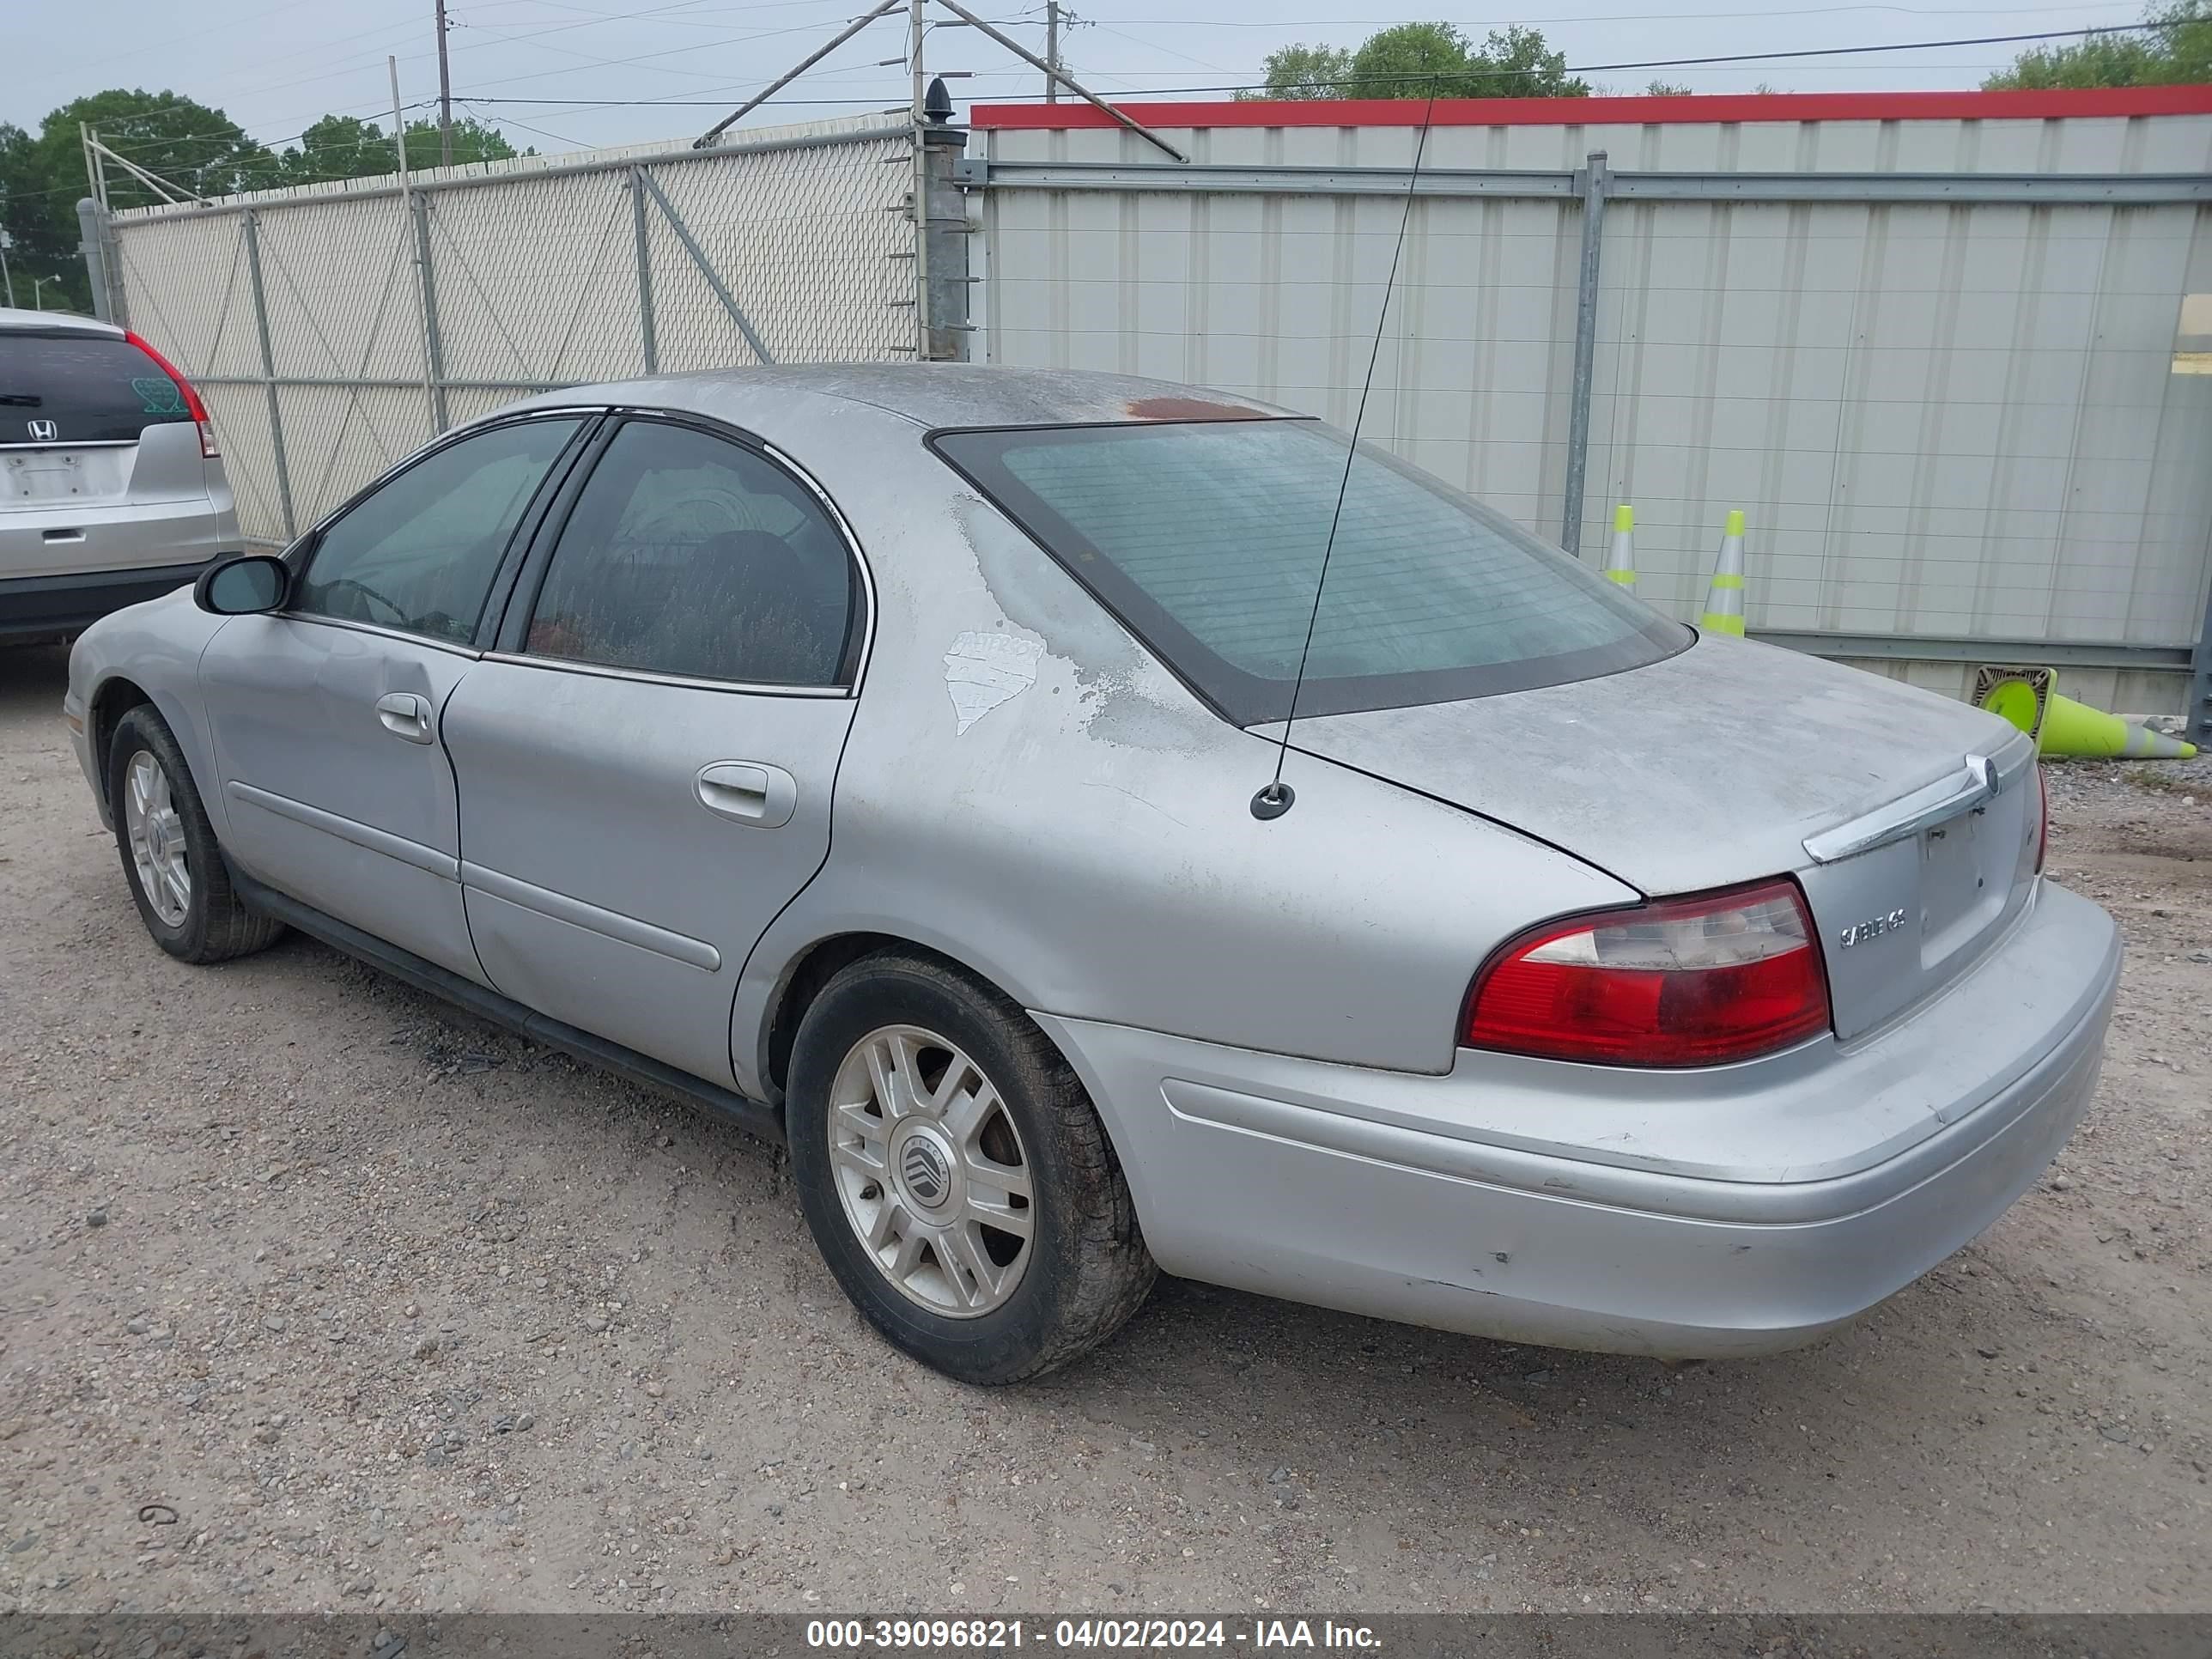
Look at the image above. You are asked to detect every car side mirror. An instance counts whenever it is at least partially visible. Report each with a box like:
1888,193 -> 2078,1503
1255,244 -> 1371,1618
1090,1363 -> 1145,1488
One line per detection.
195,554 -> 290,616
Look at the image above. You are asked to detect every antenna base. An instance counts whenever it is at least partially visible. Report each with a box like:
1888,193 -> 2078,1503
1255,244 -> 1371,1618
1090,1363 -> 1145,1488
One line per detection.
1249,781 -> 1295,821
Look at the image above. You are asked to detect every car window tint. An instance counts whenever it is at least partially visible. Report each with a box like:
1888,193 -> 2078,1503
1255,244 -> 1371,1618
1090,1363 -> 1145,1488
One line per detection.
294,418 -> 580,645
523,421 -> 854,687
0,331 -> 192,445
933,419 -> 1688,726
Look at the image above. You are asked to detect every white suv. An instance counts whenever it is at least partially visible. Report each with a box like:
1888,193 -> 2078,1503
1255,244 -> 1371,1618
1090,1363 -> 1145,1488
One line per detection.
1,307 -> 239,641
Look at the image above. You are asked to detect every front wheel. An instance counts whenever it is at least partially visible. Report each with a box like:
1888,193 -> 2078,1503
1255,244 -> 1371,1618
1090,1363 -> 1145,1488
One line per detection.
106,704 -> 285,964
787,952 -> 1156,1383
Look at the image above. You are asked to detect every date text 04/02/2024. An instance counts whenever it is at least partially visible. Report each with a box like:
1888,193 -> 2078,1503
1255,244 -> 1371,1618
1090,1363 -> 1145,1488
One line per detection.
805,1619 -> 1384,1650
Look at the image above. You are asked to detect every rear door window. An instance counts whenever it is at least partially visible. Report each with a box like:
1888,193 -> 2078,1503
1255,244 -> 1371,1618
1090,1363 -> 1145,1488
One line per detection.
0,330 -> 191,446
933,418 -> 1688,725
519,420 -> 858,688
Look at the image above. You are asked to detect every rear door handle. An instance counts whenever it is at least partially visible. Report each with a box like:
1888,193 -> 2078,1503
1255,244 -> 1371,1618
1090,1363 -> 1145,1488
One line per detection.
374,691 -> 434,744
696,760 -> 797,829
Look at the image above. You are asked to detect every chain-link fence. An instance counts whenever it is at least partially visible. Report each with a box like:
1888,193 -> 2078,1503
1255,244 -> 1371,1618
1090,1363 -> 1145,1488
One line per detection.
102,115 -> 915,546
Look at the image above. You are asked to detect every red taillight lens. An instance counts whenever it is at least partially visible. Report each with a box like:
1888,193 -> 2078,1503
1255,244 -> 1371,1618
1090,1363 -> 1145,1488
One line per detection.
1464,878 -> 1832,1067
125,329 -> 220,459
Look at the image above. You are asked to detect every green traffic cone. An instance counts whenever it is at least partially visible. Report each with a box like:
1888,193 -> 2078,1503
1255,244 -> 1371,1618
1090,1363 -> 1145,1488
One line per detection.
1979,676 -> 2197,760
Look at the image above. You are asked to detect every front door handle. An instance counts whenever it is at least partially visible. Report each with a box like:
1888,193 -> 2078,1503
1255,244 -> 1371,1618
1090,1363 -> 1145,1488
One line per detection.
374,691 -> 434,744
696,760 -> 798,829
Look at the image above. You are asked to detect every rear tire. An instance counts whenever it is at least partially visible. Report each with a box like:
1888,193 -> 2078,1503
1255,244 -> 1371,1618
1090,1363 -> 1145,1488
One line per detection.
107,704 -> 285,964
787,951 -> 1155,1383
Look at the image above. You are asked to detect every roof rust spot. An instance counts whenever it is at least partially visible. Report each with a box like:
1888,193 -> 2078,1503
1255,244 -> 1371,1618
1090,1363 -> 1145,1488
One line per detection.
1124,396 -> 1268,422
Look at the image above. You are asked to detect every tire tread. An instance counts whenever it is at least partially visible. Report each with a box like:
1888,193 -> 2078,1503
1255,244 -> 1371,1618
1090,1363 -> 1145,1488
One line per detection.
109,705 -> 286,964
791,950 -> 1156,1382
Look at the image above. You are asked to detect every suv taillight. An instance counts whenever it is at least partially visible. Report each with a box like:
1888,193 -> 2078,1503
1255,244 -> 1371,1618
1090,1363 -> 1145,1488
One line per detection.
1464,878 -> 1831,1067
125,329 -> 220,459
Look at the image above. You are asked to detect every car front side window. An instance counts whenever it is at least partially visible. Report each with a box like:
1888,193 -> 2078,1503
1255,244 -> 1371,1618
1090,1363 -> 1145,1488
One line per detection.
292,417 -> 582,645
521,420 -> 856,688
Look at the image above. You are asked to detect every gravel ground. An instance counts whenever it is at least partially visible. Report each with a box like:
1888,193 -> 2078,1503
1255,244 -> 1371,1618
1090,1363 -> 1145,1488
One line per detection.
2,640 -> 2208,1617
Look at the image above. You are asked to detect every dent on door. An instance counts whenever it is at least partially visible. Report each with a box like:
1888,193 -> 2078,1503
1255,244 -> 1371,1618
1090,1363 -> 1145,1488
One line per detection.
198,615 -> 487,985
440,662 -> 854,1089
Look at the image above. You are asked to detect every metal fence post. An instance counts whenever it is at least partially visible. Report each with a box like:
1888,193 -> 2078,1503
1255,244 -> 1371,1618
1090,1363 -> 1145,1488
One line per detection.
2190,580 -> 2212,747
1559,150 -> 1608,558
410,190 -> 451,432
921,123 -> 972,362
630,167 -> 659,375
76,198 -> 125,326
241,210 -> 298,541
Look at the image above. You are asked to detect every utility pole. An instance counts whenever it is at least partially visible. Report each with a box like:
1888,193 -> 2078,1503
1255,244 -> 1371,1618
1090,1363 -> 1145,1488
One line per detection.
909,0 -> 930,360
0,228 -> 15,308
1045,0 -> 1060,101
392,56 -> 440,433
435,0 -> 453,167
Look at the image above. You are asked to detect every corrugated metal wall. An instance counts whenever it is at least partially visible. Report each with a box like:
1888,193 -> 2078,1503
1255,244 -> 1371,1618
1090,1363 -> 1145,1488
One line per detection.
976,102 -> 2212,712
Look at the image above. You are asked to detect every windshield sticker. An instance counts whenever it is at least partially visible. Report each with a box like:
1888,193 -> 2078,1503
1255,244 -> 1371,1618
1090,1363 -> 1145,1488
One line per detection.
132,377 -> 185,416
944,631 -> 1043,734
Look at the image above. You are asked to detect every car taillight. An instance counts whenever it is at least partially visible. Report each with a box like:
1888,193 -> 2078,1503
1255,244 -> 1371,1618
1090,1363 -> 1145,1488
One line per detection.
1463,878 -> 1831,1067
125,329 -> 220,459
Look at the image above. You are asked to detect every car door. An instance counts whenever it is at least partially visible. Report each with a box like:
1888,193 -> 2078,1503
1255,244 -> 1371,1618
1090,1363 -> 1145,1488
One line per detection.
198,414 -> 589,984
442,415 -> 866,1088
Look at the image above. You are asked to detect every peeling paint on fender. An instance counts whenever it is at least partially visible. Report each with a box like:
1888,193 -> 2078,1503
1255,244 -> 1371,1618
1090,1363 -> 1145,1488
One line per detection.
944,630 -> 1044,733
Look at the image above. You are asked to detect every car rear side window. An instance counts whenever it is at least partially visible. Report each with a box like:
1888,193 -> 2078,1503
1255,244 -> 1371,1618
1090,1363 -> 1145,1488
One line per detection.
520,420 -> 856,688
294,417 -> 582,645
0,331 -> 191,446
932,419 -> 1688,725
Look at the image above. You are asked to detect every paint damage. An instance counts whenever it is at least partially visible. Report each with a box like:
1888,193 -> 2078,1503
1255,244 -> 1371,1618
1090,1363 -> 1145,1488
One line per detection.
944,630 -> 1044,732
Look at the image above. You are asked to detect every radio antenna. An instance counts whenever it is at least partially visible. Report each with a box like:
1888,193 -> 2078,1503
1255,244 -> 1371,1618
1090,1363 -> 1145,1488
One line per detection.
1251,89 -> 1438,823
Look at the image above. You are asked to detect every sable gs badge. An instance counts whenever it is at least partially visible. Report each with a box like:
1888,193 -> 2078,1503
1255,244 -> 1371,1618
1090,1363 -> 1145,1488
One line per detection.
1838,908 -> 1909,948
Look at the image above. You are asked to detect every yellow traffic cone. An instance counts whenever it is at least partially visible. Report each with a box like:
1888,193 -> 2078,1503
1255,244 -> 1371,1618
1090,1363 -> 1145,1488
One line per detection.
1699,509 -> 1747,635
1602,505 -> 1636,591
1977,669 -> 2197,760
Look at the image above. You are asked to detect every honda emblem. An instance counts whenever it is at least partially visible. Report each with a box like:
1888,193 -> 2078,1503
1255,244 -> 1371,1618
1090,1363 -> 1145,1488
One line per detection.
26,419 -> 57,442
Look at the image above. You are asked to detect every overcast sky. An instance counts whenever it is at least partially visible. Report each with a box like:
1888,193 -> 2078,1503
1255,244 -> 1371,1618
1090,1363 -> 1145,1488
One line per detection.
10,0 -> 2151,159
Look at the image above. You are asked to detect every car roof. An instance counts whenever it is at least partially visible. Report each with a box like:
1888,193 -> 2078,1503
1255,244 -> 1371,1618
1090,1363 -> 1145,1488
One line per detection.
547,365 -> 1304,432
0,307 -> 122,337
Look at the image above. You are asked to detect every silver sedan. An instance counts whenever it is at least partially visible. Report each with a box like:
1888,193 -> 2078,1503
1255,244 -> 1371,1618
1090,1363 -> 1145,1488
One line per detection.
63,368 -> 2120,1382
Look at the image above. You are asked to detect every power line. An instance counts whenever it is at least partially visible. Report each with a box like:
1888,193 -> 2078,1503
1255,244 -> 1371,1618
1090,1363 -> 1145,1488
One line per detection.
441,17 -> 2181,111
1078,0 -> 2145,22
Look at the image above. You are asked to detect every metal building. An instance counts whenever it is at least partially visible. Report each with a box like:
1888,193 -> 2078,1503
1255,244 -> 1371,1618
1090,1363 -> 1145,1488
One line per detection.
969,88 -> 2212,726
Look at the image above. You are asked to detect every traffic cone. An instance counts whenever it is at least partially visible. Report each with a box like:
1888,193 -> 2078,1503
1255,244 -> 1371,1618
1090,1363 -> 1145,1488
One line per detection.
1602,505 -> 1636,591
1977,668 -> 2197,760
1699,509 -> 1747,635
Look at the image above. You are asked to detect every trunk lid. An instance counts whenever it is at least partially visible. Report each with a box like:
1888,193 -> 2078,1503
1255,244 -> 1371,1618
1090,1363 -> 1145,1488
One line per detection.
1276,632 -> 2039,1041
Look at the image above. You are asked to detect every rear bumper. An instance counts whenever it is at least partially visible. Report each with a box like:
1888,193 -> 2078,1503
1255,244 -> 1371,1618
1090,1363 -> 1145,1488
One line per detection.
1036,880 -> 2120,1358
0,560 -> 216,641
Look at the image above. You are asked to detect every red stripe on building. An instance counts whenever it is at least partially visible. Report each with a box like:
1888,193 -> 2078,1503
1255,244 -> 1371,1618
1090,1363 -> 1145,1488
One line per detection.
969,86 -> 2212,131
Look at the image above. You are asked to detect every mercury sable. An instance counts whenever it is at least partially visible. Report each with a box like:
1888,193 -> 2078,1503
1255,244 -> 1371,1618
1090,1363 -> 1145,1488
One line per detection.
63,368 -> 2120,1382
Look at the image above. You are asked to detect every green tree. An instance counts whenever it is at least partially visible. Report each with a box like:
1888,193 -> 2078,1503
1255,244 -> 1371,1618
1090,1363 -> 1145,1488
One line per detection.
8,90 -> 276,314
1645,80 -> 1695,95
1240,42 -> 1355,100
1,122 -> 45,308
1984,0 -> 2210,86
1247,21 -> 1589,100
278,113 -> 525,185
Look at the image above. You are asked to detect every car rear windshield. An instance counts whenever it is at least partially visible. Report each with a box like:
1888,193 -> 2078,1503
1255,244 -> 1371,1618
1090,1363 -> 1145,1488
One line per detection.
931,418 -> 1689,726
0,330 -> 191,447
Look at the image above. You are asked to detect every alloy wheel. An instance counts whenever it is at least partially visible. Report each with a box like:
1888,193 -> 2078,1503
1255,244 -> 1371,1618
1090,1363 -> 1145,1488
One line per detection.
123,750 -> 191,927
825,1024 -> 1034,1317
